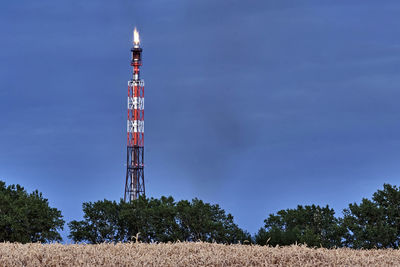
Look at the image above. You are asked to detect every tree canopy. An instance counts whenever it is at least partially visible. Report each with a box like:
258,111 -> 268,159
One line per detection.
342,184 -> 400,249
5,176 -> 400,249
255,184 -> 400,249
0,180 -> 64,243
255,204 -> 344,248
68,196 -> 250,244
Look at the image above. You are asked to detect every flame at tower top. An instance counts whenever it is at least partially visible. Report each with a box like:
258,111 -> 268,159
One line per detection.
133,28 -> 140,45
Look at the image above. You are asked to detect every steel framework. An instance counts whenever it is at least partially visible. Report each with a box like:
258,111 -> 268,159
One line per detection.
124,28 -> 145,202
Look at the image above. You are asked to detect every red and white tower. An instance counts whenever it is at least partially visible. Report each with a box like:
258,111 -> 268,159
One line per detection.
125,28 -> 145,202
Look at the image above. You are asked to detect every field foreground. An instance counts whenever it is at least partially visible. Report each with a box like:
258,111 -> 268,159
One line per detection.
0,242 -> 399,266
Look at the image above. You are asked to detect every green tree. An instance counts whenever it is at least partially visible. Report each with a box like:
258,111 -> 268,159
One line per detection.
69,196 -> 249,244
0,180 -> 64,243
120,196 -> 181,242
343,184 -> 400,249
255,204 -> 344,248
68,199 -> 122,243
176,198 -> 250,243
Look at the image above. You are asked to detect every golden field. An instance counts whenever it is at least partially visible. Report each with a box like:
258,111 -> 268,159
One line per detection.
0,242 -> 399,266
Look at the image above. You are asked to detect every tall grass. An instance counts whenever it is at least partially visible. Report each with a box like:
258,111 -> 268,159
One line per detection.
0,242 -> 399,266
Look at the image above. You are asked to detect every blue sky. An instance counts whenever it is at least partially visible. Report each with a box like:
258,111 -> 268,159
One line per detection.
1,0 -> 400,240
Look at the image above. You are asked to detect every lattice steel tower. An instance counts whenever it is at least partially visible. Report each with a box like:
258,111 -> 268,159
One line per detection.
125,28 -> 145,202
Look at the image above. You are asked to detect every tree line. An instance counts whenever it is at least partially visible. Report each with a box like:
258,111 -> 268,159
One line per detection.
1,179 -> 400,248
68,197 -> 250,244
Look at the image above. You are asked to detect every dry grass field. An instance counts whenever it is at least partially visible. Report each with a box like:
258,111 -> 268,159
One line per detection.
1,242 -> 399,266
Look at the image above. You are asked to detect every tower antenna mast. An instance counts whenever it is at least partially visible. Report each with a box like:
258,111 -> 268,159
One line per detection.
125,28 -> 145,202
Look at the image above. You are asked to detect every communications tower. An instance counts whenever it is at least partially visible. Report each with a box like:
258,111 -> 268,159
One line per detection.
125,28 -> 145,202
